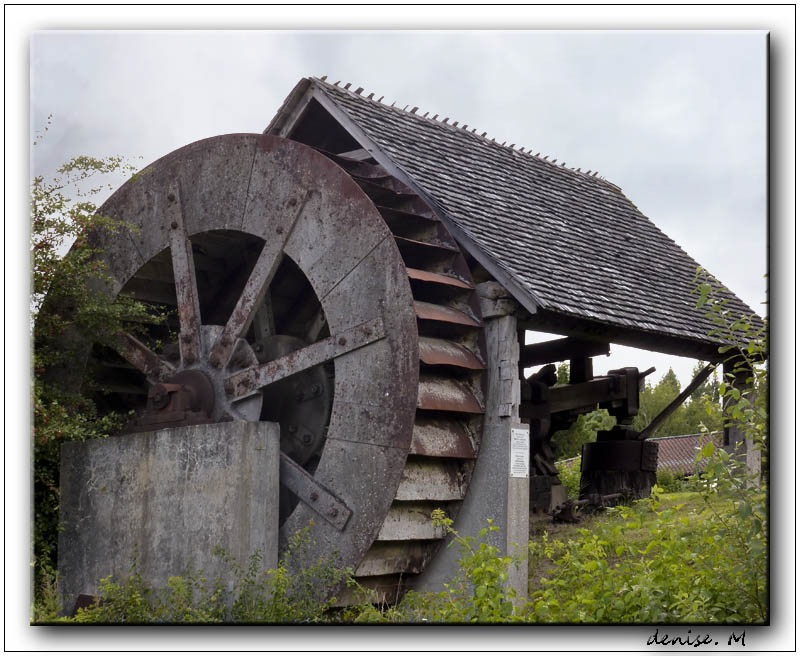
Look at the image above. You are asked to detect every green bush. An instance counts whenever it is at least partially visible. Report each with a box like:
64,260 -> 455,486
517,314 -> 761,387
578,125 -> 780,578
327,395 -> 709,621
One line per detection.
353,511 -> 524,624
555,457 -> 581,499
34,525 -> 354,624
31,141 -> 169,595
655,469 -> 694,493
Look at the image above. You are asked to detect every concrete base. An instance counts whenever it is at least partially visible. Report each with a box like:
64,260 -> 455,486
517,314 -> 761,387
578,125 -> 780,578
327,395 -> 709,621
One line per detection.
57,421 -> 279,615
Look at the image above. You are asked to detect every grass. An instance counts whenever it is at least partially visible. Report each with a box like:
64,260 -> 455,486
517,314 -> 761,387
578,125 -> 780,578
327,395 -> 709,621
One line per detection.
528,491 -> 729,595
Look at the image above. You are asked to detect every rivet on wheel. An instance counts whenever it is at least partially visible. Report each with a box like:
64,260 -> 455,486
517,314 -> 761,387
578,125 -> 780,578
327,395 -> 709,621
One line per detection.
170,221 -> 178,229
302,433 -> 312,445
288,424 -> 298,434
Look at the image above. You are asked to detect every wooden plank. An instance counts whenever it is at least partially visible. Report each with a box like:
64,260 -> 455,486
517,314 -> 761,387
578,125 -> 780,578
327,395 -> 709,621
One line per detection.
415,301 -> 480,327
417,375 -> 484,414
569,356 -> 594,384
547,376 -> 627,414
355,542 -> 428,577
376,503 -> 447,541
418,336 -> 484,370
394,460 -> 466,501
411,417 -> 476,459
520,336 -> 609,368
336,147 -> 373,161
406,267 -> 473,290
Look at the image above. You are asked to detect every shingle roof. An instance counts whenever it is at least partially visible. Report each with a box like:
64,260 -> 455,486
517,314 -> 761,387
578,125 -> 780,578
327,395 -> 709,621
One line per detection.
557,432 -> 722,476
649,432 -> 723,475
273,78 -> 761,352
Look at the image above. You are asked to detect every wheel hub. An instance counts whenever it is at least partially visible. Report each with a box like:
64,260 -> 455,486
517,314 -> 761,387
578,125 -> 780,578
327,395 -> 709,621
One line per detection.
132,325 -> 263,431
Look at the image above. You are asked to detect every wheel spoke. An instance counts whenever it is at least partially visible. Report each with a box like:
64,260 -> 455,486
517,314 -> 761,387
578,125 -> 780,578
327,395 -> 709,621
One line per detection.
279,453 -> 352,531
225,317 -> 385,400
209,193 -> 310,369
166,182 -> 202,365
112,332 -> 175,383
252,288 -> 275,342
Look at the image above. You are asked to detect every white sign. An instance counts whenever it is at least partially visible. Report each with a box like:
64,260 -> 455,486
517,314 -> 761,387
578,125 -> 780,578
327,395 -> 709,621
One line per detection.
509,427 -> 530,478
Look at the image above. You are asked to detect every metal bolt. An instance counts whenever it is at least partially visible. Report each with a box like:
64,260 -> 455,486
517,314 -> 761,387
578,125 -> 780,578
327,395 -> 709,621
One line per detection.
296,391 -> 305,402
276,226 -> 283,235
167,193 -> 176,202
328,508 -> 338,518
254,343 -> 263,353
311,383 -> 322,395
310,491 -> 319,502
288,198 -> 297,207
302,433 -> 312,445
288,424 -> 298,434
338,337 -> 347,346
170,221 -> 178,229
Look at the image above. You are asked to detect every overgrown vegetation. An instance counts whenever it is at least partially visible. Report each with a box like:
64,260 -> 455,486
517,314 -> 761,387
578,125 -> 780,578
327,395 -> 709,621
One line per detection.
34,526 -> 354,624
31,129 -> 167,598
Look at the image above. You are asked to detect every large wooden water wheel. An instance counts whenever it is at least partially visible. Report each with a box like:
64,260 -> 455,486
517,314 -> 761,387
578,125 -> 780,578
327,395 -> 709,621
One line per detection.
67,134 -> 486,600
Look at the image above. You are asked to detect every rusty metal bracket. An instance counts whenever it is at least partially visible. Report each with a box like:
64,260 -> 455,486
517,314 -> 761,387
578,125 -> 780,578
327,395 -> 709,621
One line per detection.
279,454 -> 352,531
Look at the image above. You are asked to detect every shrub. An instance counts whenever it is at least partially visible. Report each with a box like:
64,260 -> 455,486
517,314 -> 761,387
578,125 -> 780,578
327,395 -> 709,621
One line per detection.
555,457 -> 581,499
353,512 -> 523,624
31,137 -> 169,596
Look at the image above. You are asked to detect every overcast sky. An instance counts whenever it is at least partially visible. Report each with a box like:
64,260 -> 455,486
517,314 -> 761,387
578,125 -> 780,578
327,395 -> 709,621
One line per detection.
29,29 -> 767,387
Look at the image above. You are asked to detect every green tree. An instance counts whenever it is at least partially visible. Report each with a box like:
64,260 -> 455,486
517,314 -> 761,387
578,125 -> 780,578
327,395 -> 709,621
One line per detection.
633,368 -> 692,437
31,131 -> 167,597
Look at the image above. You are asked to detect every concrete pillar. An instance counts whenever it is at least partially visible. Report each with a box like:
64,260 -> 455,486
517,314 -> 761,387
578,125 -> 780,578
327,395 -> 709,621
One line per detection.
58,421 -> 280,615
415,283 -> 528,605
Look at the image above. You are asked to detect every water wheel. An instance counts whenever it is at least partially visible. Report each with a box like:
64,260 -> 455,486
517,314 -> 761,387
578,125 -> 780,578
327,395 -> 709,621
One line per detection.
70,134 -> 486,600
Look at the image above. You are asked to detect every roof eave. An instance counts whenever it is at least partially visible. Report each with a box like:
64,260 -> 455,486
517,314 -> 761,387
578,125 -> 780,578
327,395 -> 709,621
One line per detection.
266,77 -> 543,317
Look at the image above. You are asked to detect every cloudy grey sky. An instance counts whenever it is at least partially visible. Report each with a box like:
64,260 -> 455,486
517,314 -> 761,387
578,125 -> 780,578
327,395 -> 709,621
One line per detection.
29,29 -> 767,386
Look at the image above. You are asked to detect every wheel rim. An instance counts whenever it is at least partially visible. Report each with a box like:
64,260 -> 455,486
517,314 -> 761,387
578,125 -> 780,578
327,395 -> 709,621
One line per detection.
81,134 -> 420,572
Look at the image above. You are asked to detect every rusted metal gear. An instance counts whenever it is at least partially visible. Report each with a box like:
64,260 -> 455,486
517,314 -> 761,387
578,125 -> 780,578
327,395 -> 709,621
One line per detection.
67,134 -> 485,600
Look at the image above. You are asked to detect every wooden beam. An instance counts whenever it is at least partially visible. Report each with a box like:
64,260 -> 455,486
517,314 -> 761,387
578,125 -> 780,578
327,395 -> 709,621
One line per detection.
337,147 -> 373,161
520,336 -> 609,368
521,309 -> 725,362
637,363 -> 716,440
264,78 -> 314,137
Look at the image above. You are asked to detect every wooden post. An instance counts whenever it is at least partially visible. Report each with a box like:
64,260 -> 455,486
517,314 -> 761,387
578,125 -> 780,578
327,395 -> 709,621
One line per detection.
414,282 -> 529,607
723,358 -> 760,478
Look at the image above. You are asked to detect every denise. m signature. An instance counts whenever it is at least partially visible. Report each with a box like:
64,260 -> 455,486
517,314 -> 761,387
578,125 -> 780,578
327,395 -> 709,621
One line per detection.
647,628 -> 746,648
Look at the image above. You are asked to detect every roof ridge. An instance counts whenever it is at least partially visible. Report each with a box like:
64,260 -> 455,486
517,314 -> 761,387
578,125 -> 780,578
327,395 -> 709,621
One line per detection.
312,76 -> 620,190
